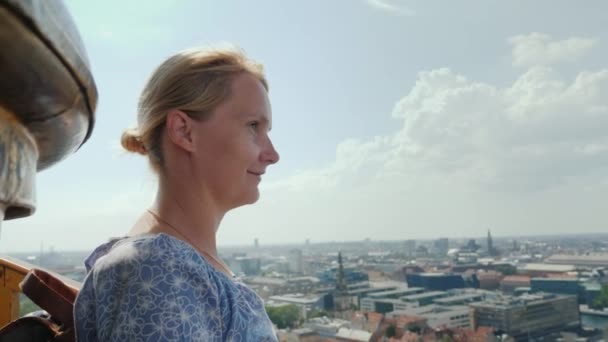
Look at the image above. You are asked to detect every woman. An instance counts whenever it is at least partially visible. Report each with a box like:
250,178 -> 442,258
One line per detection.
74,46 -> 280,341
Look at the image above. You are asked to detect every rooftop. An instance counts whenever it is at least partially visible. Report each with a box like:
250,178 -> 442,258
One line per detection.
401,291 -> 447,301
335,327 -> 372,342
546,254 -> 608,266
432,293 -> 484,304
388,304 -> 469,318
269,293 -> 322,305
367,287 -> 423,298
501,275 -> 532,283
471,292 -> 575,309
348,285 -> 396,295
519,263 -> 576,272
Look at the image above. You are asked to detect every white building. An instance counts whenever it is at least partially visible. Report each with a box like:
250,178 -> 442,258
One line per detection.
388,304 -> 471,329
288,249 -> 304,274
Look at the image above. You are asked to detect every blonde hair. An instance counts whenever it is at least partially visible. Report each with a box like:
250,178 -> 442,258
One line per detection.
121,46 -> 268,173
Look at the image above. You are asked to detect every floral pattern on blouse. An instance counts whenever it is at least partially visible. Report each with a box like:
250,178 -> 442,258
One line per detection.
74,233 -> 277,342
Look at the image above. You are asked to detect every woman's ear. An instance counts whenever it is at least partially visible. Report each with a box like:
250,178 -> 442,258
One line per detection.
166,109 -> 195,152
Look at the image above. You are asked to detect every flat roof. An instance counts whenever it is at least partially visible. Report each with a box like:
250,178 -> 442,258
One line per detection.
349,286 -> 396,295
433,293 -> 484,304
368,287 -> 424,298
402,291 -> 447,301
470,293 -> 575,309
389,304 -> 469,317
531,277 -> 579,282
335,328 -> 372,342
519,263 -> 576,272
361,297 -> 404,304
546,254 -> 608,265
269,294 -> 322,305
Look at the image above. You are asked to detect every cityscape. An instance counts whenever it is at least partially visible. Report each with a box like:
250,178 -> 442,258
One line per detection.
10,231 -> 608,341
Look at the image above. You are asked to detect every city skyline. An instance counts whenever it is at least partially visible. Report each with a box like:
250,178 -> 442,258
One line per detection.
1,1 -> 607,252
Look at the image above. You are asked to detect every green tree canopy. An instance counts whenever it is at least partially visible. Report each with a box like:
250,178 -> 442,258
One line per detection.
265,304 -> 301,329
496,264 -> 517,276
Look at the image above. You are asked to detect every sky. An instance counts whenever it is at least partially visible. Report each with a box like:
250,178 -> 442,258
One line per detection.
1,0 -> 607,252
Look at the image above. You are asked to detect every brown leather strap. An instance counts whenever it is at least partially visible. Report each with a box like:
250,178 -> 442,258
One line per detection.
19,269 -> 77,333
0,316 -> 57,341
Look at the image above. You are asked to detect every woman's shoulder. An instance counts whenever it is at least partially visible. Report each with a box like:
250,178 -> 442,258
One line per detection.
89,233 -> 214,278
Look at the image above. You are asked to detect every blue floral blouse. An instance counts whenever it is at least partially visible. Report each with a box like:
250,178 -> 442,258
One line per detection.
74,233 -> 277,341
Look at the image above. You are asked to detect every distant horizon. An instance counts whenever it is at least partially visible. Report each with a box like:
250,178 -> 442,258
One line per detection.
1,1 -> 607,252
4,230 -> 607,255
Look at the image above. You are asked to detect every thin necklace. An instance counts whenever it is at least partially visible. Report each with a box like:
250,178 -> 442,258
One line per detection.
147,209 -> 235,277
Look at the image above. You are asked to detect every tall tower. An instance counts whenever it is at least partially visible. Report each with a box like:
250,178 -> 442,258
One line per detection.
487,230 -> 494,256
337,252 -> 347,292
333,252 -> 350,316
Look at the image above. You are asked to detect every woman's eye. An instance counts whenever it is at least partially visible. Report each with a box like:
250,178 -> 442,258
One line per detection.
249,121 -> 259,129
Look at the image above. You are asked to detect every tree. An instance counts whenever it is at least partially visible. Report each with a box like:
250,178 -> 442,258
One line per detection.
591,285 -> 608,310
496,264 -> 517,276
385,324 -> 397,338
407,325 -> 421,334
265,304 -> 301,329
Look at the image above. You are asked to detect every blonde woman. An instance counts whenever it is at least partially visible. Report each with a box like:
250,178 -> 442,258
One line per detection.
74,46 -> 280,341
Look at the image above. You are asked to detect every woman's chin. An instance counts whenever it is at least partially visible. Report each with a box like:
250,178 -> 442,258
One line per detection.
231,190 -> 260,209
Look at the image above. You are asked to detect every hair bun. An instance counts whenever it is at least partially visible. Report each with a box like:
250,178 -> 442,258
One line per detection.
121,129 -> 147,155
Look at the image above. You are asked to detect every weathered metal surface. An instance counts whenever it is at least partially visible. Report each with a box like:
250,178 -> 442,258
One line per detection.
0,107 -> 37,220
0,0 -> 97,221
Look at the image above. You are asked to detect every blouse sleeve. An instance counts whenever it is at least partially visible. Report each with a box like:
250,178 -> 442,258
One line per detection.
75,238 -> 227,342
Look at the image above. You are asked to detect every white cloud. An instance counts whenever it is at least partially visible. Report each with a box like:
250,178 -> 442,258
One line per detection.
218,33 -> 608,243
274,35 -> 608,194
388,65 -> 608,191
366,0 -> 415,16
5,33 -> 606,250
509,33 -> 598,67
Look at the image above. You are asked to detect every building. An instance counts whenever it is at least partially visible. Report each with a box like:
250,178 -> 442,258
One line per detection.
517,263 -> 576,277
530,278 -> 585,304
499,275 -> 531,293
400,291 -> 448,306
366,287 -> 424,300
335,327 -> 372,342
268,293 -> 325,319
347,285 -> 398,308
316,268 -> 369,285
333,252 -> 351,315
360,297 -> 411,313
476,270 -> 503,290
406,273 -> 465,291
244,276 -> 319,298
432,292 -> 485,306
545,254 -> 608,267
288,249 -> 304,274
231,257 -> 261,276
471,293 -> 580,341
388,304 -> 471,329
487,230 -> 493,256
433,238 -> 449,256
404,240 -> 416,256
303,317 -> 350,339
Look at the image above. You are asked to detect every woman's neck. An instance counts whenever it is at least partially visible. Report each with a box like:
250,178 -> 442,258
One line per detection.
133,174 -> 224,257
